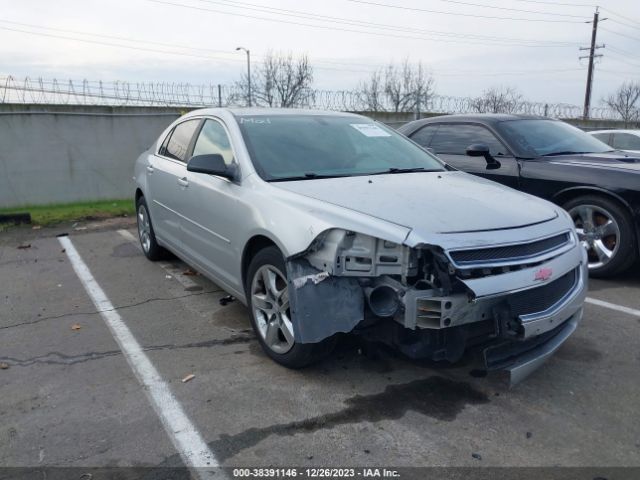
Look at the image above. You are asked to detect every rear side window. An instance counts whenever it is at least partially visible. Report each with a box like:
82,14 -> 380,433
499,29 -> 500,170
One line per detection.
612,133 -> 640,150
410,125 -> 439,147
429,124 -> 508,156
161,120 -> 200,162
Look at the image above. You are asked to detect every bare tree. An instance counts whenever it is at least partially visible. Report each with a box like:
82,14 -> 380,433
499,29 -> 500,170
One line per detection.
357,70 -> 385,112
470,86 -> 523,114
354,59 -> 435,113
384,59 -> 435,113
604,81 -> 640,127
235,51 -> 314,108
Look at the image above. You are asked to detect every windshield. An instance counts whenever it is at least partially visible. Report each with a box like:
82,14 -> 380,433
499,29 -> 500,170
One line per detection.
237,115 -> 445,181
496,119 -> 613,157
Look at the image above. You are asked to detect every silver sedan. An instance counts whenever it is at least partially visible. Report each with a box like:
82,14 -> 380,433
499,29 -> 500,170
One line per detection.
134,108 -> 587,384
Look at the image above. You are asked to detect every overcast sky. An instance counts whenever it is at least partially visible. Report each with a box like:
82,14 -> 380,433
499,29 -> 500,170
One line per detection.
1,0 -> 639,106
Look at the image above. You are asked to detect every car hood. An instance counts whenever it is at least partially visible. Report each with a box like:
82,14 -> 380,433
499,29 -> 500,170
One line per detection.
545,151 -> 640,172
272,171 -> 558,234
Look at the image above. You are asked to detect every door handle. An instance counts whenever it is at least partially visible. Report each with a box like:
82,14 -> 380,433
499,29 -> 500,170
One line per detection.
177,177 -> 189,188
146,165 -> 154,174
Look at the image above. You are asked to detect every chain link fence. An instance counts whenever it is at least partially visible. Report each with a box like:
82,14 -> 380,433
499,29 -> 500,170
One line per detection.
0,75 -> 618,120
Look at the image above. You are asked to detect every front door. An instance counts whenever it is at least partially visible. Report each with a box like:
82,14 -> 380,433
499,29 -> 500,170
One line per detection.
181,118 -> 245,292
410,123 -> 520,188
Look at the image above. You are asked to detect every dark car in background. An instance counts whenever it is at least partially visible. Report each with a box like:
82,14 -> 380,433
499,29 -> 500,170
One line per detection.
399,114 -> 640,277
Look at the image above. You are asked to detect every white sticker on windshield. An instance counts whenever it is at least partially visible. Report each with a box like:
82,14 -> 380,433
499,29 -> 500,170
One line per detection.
350,123 -> 391,137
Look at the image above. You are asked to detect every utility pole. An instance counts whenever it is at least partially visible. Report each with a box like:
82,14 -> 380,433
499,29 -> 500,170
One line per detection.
236,46 -> 251,107
580,7 -> 605,119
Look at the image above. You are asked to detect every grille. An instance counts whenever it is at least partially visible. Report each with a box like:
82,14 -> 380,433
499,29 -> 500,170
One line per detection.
449,233 -> 570,266
508,268 -> 577,317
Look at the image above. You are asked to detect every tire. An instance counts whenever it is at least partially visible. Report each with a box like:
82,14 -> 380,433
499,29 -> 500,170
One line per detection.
563,194 -> 637,277
136,196 -> 167,261
245,246 -> 336,368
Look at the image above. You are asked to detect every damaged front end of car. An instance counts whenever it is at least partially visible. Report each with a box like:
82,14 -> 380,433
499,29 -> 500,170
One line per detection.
286,227 -> 588,385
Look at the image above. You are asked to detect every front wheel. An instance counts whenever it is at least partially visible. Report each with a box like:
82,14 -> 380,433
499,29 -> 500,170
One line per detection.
564,195 -> 637,277
246,246 -> 336,368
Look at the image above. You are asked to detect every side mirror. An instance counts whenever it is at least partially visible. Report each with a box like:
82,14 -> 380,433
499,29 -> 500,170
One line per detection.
466,144 -> 501,170
466,144 -> 490,157
187,154 -> 237,180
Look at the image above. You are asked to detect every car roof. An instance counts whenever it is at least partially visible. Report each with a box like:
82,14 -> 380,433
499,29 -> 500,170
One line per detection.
399,113 -> 549,132
182,107 -> 364,118
589,129 -> 640,134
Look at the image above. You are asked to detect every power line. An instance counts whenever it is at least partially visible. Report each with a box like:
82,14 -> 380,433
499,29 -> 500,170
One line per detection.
606,17 -> 640,31
436,67 -> 585,77
600,7 -> 640,27
193,0 -> 578,45
0,22 -> 586,78
509,0 -> 595,7
608,45 -> 640,60
0,19 -> 237,57
598,68 -> 640,76
604,51 -> 640,70
148,0 -> 571,48
345,0 -> 591,22
600,26 -> 640,44
0,19 -> 376,70
0,25 -> 387,74
431,0 -> 590,17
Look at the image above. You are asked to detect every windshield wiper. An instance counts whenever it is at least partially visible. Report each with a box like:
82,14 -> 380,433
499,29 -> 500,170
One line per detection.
542,151 -> 591,156
269,172 -> 351,182
376,167 -> 442,174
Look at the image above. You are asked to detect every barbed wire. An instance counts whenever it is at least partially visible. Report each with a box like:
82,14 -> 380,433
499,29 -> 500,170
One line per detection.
0,75 -> 619,120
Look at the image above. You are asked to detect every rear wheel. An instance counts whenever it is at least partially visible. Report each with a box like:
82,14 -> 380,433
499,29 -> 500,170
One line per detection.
563,195 -> 637,277
136,196 -> 167,261
246,246 -> 336,368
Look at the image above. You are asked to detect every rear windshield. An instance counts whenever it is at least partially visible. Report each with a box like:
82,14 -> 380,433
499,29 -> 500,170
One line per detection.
236,115 -> 445,181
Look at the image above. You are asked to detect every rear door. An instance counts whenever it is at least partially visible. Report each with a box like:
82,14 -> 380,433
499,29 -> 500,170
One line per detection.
148,119 -> 201,250
410,123 -> 520,188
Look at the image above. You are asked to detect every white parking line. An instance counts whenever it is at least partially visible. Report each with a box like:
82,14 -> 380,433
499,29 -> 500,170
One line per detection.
586,297 -> 640,318
117,229 -> 201,291
59,236 -> 220,476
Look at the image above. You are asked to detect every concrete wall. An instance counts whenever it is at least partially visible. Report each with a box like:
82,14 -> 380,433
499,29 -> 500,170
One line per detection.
0,105 -> 183,208
0,104 -> 630,208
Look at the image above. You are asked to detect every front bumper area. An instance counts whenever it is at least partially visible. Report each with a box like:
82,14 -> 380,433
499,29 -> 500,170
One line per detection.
397,246 -> 588,383
484,308 -> 582,385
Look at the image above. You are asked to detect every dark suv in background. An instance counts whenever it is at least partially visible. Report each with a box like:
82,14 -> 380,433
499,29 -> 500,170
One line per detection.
399,114 -> 640,277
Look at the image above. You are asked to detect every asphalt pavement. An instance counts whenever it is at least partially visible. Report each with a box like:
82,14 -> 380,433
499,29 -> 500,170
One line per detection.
1,219 -> 639,472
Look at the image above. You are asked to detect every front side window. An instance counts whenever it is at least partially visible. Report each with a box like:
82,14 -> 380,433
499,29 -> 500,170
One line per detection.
429,124 -> 508,156
162,119 -> 200,162
192,119 -> 235,165
237,115 -> 445,181
591,132 -> 612,146
410,124 -> 439,148
612,133 -> 640,150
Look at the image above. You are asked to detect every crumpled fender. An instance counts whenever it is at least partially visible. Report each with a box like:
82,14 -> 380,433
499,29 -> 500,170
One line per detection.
286,258 -> 364,343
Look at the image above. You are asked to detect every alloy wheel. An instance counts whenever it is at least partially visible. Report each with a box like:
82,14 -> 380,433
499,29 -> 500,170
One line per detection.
250,264 -> 294,354
568,203 -> 621,270
137,204 -> 152,254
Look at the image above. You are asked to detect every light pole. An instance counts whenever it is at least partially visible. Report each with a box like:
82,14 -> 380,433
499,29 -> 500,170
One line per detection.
236,46 -> 251,107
